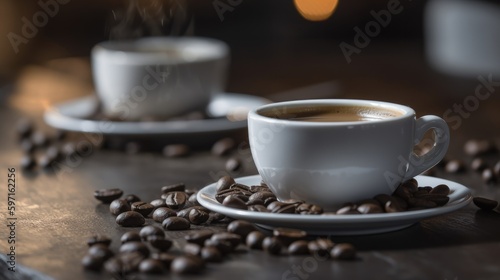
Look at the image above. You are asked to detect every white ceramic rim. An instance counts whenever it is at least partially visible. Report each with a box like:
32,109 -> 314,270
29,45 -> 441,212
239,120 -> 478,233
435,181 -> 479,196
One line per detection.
249,99 -> 416,127
92,36 -> 229,64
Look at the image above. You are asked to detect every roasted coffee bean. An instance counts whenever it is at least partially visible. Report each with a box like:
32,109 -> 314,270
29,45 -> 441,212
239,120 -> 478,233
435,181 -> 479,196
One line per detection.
215,176 -> 235,192
162,217 -> 190,230
211,232 -> 241,248
357,203 -> 383,214
267,201 -> 296,214
296,203 -> 323,214
150,252 -> 175,267
120,241 -> 150,257
248,191 -> 276,202
116,211 -> 145,227
210,212 -> 226,222
216,189 -> 250,204
385,200 -> 405,213
188,193 -> 200,206
330,243 -> 356,260
229,183 -> 252,192
88,244 -> 114,260
116,252 -> 145,274
407,197 -> 437,208
177,206 -> 209,219
374,194 -> 392,205
471,158 -> 488,172
185,230 -> 214,246
445,160 -> 466,173
87,234 -> 112,247
124,194 -> 141,204
121,231 -> 141,244
139,259 -> 164,274
246,198 -> 265,206
316,238 -> 335,252
482,168 -> 497,184
264,197 -> 278,207
430,184 -> 450,195
464,139 -> 496,157
163,144 -> 190,158
418,194 -> 450,206
150,199 -> 167,209
103,257 -> 124,275
20,139 -> 35,153
38,154 -> 54,169
140,225 -> 164,240
419,186 -> 433,192
188,208 -> 210,225
109,199 -> 130,215
227,220 -> 257,238
249,184 -> 270,193
20,155 -> 36,170
165,191 -> 188,210
394,180 -> 417,200
356,199 -> 381,207
248,205 -> 269,212
211,137 -> 235,156
94,188 -> 123,204
288,240 -> 309,255
152,207 -> 177,223
201,246 -> 223,262
246,231 -> 266,249
161,183 -> 186,194
473,197 -> 499,210
16,119 -> 33,139
131,201 -> 155,217
31,131 -> 49,147
185,189 -> 196,196
81,254 -> 104,271
494,161 -> 500,177
225,157 -> 242,173
184,243 -> 202,256
273,228 -> 307,246
147,236 -> 173,252
222,195 -> 247,210
204,239 -> 233,254
336,206 -> 360,215
308,240 -> 330,257
171,255 -> 204,274
262,237 -> 282,255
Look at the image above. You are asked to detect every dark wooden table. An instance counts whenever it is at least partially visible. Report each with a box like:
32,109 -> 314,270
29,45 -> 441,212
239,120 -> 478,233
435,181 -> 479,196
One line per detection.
1,42 -> 500,280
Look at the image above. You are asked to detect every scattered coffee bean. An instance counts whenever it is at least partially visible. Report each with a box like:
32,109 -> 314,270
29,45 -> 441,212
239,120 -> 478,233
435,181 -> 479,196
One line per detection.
464,139 -> 496,157
296,203 -> 323,214
204,238 -> 233,254
273,228 -> 307,246
267,201 -> 296,214
262,237 -> 282,255
171,255 -> 204,274
445,160 -> 466,173
385,200 -> 405,213
162,217 -> 190,230
81,254 -> 104,271
177,206 -> 209,220
139,259 -> 164,274
152,207 -> 177,223
150,252 -> 175,267
188,193 -> 200,206
288,240 -> 309,255
222,195 -> 247,210
20,139 -> 35,153
330,243 -> 356,260
184,243 -> 202,256
38,154 -> 54,169
188,208 -> 210,225
163,144 -> 190,158
103,257 -> 124,275
227,220 -> 257,238
165,191 -> 188,210
215,176 -> 235,192
121,231 -> 141,244
147,236 -> 173,252
473,197 -> 499,210
246,231 -> 266,249
131,201 -> 155,217
211,138 -> 235,156
62,142 -> 77,157
120,241 -> 150,257
109,199 -> 131,215
471,158 -> 488,172
161,183 -> 186,194
31,131 -> 49,147
150,199 -> 167,209
308,240 -> 331,258
225,158 -> 242,173
374,194 -> 392,206
210,212 -> 226,222
210,232 -> 241,248
248,205 -> 269,212
20,155 -> 36,170
201,246 -> 223,263
88,244 -> 114,260
482,168 -> 497,184
87,234 -> 112,247
94,188 -> 123,203
116,252 -> 145,274
185,230 -> 214,246
357,203 -> 384,214
116,211 -> 145,227
139,225 -> 164,241
124,194 -> 141,204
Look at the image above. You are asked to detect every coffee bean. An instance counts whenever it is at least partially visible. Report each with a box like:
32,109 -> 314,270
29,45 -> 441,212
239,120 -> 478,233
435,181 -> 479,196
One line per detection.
418,194 -> 450,206
38,154 -> 54,169
246,231 -> 266,249
87,234 -> 111,247
273,228 -> 307,246
385,200 -> 404,213
215,176 -> 235,192
225,158 -> 242,173
150,199 -> 167,209
222,195 -> 247,210
430,184 -> 450,195
94,188 -> 123,204
139,259 -> 164,274
140,225 -> 164,241
204,239 -> 233,254
229,183 -> 252,192
445,160 -> 466,173
163,144 -> 190,158
188,208 -> 209,225
308,240 -> 330,258
268,201 -> 296,214
16,119 -> 33,139
464,139 -> 496,157
407,197 -> 437,208
117,252 -> 145,274
165,191 -> 187,210
248,205 -> 269,212
471,158 -> 488,172
227,220 -> 257,238
357,203 -> 383,214
184,243 -> 202,256
124,194 -> 141,204
31,131 -> 49,147
152,207 -> 177,223
262,237 -> 282,255
177,206 -> 209,219
103,257 -> 124,275
210,232 -> 241,248
288,240 -> 309,255
185,230 -> 214,246
121,231 -> 141,244
296,203 -> 323,214
330,243 -> 356,260
336,206 -> 360,215
188,193 -> 200,206
131,201 -> 155,217
394,180 -> 417,200
473,197 -> 499,210
211,138 -> 235,156
216,189 -> 250,203
116,211 -> 145,227
120,241 -> 150,257
374,194 -> 392,205
162,217 -> 190,230
494,161 -> 500,177
248,191 -> 276,202
150,252 -> 175,267
62,142 -> 77,157
88,244 -> 113,261
316,238 -> 335,252
482,168 -> 497,184
246,198 -> 265,206
161,183 -> 186,194
147,236 -> 173,252
20,155 -> 36,170
109,199 -> 130,215
171,255 -> 204,274
81,254 -> 104,271
356,199 -> 381,207
201,246 -> 223,263
20,139 -> 35,153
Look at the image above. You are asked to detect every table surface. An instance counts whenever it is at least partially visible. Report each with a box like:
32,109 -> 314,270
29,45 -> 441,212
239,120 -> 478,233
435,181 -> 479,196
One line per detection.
1,42 -> 500,280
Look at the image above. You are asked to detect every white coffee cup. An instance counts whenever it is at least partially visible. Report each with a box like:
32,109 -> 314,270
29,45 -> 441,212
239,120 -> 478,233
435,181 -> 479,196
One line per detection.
248,99 -> 450,210
91,37 -> 229,120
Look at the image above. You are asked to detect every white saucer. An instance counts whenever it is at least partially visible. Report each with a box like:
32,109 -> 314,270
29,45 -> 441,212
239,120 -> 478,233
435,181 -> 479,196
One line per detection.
43,93 -> 270,136
197,175 -> 472,235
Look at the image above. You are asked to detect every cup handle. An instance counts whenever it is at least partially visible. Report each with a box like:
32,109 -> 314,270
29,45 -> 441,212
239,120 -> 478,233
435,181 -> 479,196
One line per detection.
402,115 -> 450,181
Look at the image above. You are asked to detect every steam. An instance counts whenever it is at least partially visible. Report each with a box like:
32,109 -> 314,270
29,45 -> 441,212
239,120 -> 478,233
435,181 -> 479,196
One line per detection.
108,0 -> 192,40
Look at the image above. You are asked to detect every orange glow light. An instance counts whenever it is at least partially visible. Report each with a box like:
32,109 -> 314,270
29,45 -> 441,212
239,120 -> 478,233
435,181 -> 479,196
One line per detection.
294,0 -> 338,21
